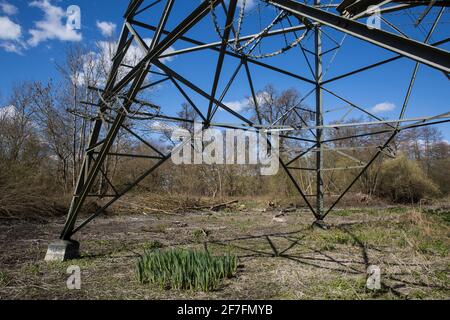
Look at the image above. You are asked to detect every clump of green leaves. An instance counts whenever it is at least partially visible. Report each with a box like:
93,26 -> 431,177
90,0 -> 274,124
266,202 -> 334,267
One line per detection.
136,249 -> 237,292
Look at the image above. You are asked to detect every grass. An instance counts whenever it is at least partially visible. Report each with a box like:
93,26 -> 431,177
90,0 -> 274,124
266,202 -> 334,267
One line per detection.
417,239 -> 448,257
192,229 -> 206,243
1,204 -> 449,299
332,210 -> 352,217
0,271 -> 9,287
320,277 -> 367,300
309,228 -> 355,250
136,249 -> 238,292
386,207 -> 409,214
423,208 -> 450,225
142,240 -> 163,251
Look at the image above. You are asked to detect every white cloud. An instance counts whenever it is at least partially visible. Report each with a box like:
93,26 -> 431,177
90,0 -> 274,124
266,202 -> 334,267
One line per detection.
0,15 -> 24,53
96,21 -> 116,37
0,42 -> 22,54
0,2 -> 18,15
102,37 -> 175,64
371,102 -> 396,114
147,120 -> 180,133
237,0 -> 256,10
72,38 -> 175,87
28,0 -> 82,47
255,91 -> 271,106
0,16 -> 21,40
222,91 -> 271,112
126,38 -> 175,63
224,98 -> 250,112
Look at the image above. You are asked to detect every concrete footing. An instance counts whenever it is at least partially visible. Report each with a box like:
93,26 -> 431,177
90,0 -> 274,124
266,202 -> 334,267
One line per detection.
45,240 -> 80,261
312,220 -> 330,230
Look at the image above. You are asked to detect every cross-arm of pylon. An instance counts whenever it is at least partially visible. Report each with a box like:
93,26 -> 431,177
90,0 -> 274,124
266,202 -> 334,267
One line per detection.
266,0 -> 450,73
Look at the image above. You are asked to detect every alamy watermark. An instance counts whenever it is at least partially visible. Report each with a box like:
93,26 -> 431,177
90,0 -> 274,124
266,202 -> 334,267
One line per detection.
171,123 -> 280,176
366,265 -> 381,290
66,265 -> 81,290
366,5 -> 382,30
66,5 -> 81,31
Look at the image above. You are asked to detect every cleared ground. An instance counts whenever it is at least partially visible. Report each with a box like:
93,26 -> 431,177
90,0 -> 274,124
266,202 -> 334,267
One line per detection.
0,201 -> 449,300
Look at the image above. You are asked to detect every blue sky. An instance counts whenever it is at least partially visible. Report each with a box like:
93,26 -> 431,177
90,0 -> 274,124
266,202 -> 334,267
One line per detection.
0,0 -> 128,88
0,0 -> 449,138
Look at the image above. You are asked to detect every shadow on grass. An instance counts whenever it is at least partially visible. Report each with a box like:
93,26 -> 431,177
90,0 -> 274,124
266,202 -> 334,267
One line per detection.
73,222 -> 448,299
203,225 -> 449,299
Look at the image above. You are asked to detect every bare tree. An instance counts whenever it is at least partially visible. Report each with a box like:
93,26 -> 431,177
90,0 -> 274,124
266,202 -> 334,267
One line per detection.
30,81 -> 73,190
0,83 -> 39,163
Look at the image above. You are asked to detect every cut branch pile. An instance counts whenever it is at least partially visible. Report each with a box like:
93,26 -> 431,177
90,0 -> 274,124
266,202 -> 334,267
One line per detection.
0,182 -> 66,220
114,194 -> 239,215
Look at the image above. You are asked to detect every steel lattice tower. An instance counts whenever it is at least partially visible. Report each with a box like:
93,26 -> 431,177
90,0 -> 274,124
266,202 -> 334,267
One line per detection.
45,0 -> 450,260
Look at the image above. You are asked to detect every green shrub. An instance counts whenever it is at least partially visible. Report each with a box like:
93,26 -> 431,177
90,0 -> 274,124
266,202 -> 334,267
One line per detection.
377,156 -> 439,203
136,249 -> 237,292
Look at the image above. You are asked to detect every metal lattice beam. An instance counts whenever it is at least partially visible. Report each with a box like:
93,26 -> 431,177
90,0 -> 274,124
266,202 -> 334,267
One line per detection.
54,0 -> 450,244
267,0 -> 450,73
